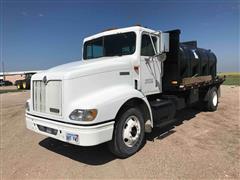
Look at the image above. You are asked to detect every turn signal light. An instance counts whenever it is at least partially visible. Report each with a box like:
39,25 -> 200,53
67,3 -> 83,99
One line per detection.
134,66 -> 139,74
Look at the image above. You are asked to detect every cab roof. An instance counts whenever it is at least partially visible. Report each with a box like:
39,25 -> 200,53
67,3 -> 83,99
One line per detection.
83,25 -> 157,42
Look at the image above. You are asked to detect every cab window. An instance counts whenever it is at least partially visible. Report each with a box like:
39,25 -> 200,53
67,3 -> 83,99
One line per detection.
84,32 -> 136,60
141,34 -> 157,56
85,38 -> 103,59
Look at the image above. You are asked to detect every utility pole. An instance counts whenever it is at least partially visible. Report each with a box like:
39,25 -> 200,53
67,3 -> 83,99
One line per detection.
2,61 -> 5,81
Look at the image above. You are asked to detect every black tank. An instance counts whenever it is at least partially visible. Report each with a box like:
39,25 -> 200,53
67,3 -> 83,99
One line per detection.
162,29 -> 217,91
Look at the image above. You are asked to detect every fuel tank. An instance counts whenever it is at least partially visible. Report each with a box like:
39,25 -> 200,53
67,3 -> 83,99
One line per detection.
162,29 -> 217,91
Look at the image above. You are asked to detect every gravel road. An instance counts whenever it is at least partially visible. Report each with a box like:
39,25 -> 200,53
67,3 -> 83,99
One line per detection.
1,85 -> 239,179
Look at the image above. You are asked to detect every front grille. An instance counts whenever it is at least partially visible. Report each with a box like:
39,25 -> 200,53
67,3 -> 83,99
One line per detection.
33,81 -> 46,112
33,80 -> 62,115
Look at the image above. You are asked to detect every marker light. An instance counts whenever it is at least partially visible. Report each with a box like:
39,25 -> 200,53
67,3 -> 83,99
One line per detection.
171,80 -> 178,85
134,66 -> 139,74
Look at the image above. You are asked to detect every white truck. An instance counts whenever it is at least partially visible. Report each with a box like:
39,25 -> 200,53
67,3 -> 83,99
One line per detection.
25,25 -> 224,158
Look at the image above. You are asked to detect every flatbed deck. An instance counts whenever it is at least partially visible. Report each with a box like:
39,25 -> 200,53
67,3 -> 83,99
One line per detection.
178,75 -> 225,91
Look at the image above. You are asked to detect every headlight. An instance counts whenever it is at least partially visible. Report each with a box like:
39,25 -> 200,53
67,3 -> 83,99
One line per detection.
25,102 -> 30,111
69,109 -> 97,121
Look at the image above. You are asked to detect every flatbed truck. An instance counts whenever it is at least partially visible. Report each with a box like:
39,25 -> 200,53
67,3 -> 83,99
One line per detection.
25,26 -> 224,158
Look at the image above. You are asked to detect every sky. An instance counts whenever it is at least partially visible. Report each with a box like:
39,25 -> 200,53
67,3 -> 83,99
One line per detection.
1,0 -> 239,72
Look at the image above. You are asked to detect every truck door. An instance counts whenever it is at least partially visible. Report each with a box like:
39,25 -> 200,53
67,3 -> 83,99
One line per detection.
140,33 -> 162,95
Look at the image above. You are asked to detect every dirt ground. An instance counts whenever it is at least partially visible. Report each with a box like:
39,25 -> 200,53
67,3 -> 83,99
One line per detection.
0,86 -> 17,90
1,85 -> 240,179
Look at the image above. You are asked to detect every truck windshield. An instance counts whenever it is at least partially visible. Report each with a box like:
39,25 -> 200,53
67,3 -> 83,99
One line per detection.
83,32 -> 136,60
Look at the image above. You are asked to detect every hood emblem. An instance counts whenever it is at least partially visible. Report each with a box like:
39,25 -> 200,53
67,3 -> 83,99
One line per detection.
43,76 -> 48,85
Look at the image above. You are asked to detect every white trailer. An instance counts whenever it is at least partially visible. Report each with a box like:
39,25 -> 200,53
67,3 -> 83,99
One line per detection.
25,26 -> 224,158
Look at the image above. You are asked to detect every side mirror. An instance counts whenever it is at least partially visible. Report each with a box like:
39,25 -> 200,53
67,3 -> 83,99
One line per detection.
160,33 -> 169,53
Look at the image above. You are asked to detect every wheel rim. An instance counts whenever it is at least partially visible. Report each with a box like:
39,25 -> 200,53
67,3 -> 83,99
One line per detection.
212,91 -> 218,106
122,115 -> 141,147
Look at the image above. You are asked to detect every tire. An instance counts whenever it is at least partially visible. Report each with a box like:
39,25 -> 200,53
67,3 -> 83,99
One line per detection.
22,82 -> 26,89
206,87 -> 218,111
108,107 -> 145,158
17,84 -> 22,89
26,81 -> 31,89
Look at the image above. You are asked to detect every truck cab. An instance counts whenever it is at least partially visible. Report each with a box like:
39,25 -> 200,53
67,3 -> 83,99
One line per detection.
25,26 -> 223,158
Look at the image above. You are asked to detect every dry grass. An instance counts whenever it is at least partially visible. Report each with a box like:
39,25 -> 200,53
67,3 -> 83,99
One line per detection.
218,72 -> 240,86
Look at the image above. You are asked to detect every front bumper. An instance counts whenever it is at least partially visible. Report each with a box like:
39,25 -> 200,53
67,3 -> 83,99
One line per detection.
25,113 -> 114,146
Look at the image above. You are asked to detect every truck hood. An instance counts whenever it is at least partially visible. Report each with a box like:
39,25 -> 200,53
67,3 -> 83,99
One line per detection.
32,56 -> 132,80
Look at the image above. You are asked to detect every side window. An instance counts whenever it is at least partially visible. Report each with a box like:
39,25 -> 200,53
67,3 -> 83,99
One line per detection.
141,34 -> 157,56
85,38 -> 104,59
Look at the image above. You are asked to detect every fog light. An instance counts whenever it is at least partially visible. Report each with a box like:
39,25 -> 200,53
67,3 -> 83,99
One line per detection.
69,109 -> 97,121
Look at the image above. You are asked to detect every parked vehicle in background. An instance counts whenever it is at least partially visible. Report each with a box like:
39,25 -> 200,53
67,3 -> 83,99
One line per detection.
15,73 -> 35,89
25,25 -> 225,158
0,80 -> 13,86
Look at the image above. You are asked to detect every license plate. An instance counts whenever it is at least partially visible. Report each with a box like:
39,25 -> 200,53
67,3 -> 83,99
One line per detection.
66,133 -> 79,143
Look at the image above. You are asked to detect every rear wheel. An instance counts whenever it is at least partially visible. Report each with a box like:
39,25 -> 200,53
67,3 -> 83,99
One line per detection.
206,87 -> 218,111
22,82 -> 26,89
108,107 -> 145,158
17,84 -> 22,89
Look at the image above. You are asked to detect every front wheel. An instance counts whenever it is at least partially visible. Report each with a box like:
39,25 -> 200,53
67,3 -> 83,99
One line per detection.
108,107 -> 145,158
